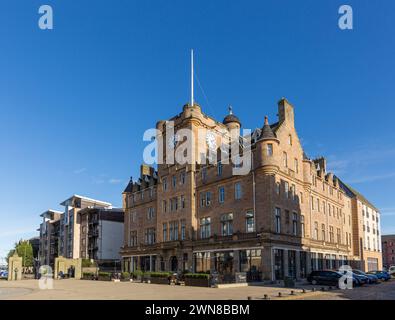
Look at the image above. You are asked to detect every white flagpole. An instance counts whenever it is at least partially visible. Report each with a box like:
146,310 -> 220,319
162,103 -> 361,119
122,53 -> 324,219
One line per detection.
191,49 -> 194,107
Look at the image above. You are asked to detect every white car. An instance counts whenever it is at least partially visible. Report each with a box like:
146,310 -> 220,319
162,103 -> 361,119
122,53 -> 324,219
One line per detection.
388,266 -> 395,277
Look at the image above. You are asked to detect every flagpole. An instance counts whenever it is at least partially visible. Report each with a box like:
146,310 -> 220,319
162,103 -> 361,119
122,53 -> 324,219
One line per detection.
191,49 -> 194,107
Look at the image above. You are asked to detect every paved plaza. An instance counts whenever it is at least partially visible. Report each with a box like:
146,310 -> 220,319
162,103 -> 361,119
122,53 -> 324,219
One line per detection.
1,279 -> 395,300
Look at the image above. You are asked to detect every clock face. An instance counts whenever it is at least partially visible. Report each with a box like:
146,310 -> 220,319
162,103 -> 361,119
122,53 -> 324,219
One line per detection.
168,134 -> 178,149
206,132 -> 216,151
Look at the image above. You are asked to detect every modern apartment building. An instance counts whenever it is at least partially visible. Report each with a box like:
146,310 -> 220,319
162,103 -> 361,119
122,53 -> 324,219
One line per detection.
339,182 -> 383,271
382,234 -> 395,268
38,209 -> 63,267
58,195 -> 112,259
78,207 -> 124,263
121,98 -> 382,281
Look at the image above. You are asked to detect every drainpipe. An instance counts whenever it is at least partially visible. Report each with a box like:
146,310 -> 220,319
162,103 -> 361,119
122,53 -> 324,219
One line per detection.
252,152 -> 256,232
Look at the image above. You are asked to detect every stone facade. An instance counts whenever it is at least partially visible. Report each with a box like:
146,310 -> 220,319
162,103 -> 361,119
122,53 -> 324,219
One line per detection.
121,98 -> 382,281
382,234 -> 395,268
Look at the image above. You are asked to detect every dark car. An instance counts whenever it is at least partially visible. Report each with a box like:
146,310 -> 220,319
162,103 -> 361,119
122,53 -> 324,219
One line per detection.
367,270 -> 391,281
307,270 -> 357,287
353,269 -> 379,284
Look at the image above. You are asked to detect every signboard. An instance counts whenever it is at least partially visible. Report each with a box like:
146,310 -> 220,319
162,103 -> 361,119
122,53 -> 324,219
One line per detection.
235,272 -> 247,283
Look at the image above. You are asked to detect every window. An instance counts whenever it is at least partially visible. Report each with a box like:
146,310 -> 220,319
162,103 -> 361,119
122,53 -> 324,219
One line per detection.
267,144 -> 273,156
162,223 -> 167,242
246,211 -> 255,233
314,222 -> 318,240
163,178 -> 167,191
288,134 -> 292,145
301,215 -> 305,237
323,201 -> 326,214
317,198 -> 320,212
169,222 -> 174,241
141,191 -> 144,200
311,196 -> 314,210
172,175 -> 177,188
329,226 -> 334,243
181,220 -> 186,240
275,208 -> 281,233
202,167 -> 207,181
131,211 -> 137,223
200,217 -> 211,239
292,212 -> 298,236
284,182 -> 289,198
217,161 -> 223,176
181,195 -> 185,209
221,213 -> 233,236
206,192 -> 212,206
180,171 -> 186,184
294,158 -> 298,173
218,186 -> 225,203
276,182 -> 280,195
321,224 -> 326,241
162,200 -> 167,213
300,192 -> 303,203
283,152 -> 288,167
291,184 -> 296,200
200,193 -> 206,207
147,207 -> 155,220
174,221 -> 179,240
149,187 -> 154,199
129,231 -> 138,246
145,228 -> 156,245
235,182 -> 242,200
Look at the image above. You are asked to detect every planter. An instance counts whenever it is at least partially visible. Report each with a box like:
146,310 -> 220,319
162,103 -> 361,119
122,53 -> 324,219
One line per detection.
150,277 -> 170,285
185,277 -> 210,287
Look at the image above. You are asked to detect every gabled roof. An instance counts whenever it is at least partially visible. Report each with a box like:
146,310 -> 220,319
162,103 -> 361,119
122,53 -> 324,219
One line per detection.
338,179 -> 379,211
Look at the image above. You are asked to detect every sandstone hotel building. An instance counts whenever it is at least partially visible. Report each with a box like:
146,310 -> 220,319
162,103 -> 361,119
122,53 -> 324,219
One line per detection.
121,98 -> 382,282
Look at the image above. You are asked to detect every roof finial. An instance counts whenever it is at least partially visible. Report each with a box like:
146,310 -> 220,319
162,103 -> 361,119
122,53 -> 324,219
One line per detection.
228,105 -> 233,115
264,116 -> 269,125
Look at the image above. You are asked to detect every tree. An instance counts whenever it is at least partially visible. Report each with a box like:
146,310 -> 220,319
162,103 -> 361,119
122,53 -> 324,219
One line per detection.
7,239 -> 33,267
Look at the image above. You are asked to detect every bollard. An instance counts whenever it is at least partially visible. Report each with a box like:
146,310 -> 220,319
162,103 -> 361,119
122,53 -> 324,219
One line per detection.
312,287 -> 315,292
247,296 -> 252,300
290,290 -> 294,295
302,289 -> 306,293
263,294 -> 269,300
278,292 -> 282,297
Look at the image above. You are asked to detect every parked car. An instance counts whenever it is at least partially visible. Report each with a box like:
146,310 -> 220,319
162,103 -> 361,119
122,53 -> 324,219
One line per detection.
337,269 -> 367,285
0,271 -> 8,279
368,270 -> 391,281
307,270 -> 358,287
353,269 -> 379,284
388,266 -> 395,277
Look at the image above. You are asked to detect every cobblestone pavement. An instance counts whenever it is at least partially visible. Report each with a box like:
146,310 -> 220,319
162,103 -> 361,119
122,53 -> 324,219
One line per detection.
0,279 -> 394,300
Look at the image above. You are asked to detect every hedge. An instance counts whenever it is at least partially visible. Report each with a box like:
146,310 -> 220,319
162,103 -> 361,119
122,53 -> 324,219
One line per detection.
121,272 -> 130,279
147,272 -> 171,278
98,272 -> 111,278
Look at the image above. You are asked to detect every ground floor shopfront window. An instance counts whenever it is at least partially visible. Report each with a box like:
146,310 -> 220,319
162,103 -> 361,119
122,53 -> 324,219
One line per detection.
288,250 -> 296,279
214,252 -> 234,283
139,255 -> 156,272
239,249 -> 262,281
274,249 -> 284,280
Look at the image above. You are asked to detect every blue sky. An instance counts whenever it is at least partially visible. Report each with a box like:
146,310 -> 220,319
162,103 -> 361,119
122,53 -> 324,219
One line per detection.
1,0 -> 395,260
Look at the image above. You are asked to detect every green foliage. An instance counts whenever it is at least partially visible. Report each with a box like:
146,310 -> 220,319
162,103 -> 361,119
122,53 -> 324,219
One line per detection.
7,240 -> 33,267
147,272 -> 171,278
121,272 -> 130,279
184,273 -> 210,279
132,270 -> 144,277
82,259 -> 95,268
98,272 -> 111,278
83,272 -> 94,278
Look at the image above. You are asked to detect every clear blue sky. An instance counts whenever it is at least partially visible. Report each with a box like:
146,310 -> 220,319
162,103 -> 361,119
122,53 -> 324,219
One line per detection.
1,0 -> 395,260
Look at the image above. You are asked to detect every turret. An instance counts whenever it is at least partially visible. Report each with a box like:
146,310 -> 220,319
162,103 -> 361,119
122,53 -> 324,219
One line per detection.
256,116 -> 280,172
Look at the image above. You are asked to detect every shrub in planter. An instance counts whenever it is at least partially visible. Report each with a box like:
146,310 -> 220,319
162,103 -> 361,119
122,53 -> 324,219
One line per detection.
184,273 -> 210,287
82,272 -> 95,280
121,272 -> 130,281
98,272 -> 111,281
131,270 -> 144,282
148,272 -> 171,285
